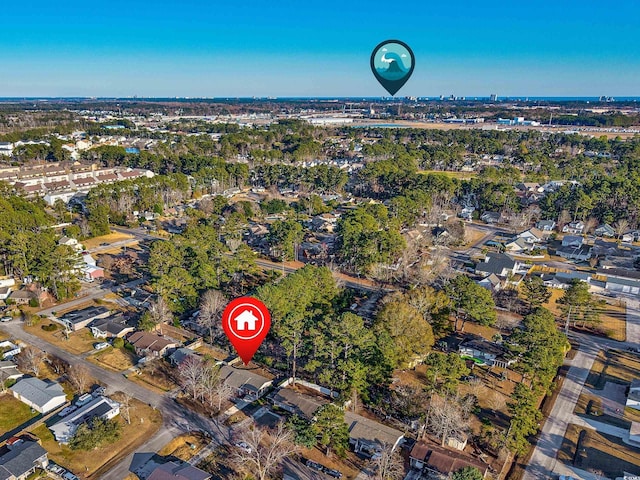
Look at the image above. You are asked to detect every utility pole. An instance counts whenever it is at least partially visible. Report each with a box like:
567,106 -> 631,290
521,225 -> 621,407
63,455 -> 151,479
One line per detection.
564,305 -> 573,334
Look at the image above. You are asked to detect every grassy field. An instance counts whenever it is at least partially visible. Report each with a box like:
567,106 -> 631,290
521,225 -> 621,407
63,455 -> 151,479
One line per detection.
0,393 -> 38,432
558,423 -> 640,478
82,232 -> 134,250
542,289 -> 626,341
585,349 -> 640,390
24,323 -> 96,355
88,347 -> 137,372
30,398 -> 162,479
158,432 -> 207,461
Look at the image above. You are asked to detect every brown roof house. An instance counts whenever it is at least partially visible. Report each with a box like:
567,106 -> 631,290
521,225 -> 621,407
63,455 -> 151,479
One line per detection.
127,331 -> 177,358
409,442 -> 489,477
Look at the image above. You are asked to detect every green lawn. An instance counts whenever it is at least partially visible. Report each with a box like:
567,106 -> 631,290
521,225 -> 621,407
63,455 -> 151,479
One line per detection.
0,393 -> 38,432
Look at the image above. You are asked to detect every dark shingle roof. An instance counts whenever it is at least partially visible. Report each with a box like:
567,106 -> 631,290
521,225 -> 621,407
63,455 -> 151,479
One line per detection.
0,440 -> 47,478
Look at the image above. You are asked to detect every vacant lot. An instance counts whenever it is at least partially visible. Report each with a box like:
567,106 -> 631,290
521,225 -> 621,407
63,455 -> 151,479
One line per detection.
88,347 -> 137,372
128,361 -> 178,393
585,349 -> 640,390
158,432 -> 208,461
0,393 -> 38,432
30,398 -> 162,479
82,232 -> 134,250
558,423 -> 640,478
24,323 -> 96,355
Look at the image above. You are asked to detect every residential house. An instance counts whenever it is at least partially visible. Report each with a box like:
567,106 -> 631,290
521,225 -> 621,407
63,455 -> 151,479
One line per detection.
459,338 -> 515,368
58,306 -> 110,332
168,347 -> 200,367
595,224 -> 616,238
480,211 -> 500,224
505,237 -> 532,253
88,315 -> 134,339
475,253 -> 528,282
345,411 -> 404,458
270,388 -> 329,420
536,220 -> 556,232
0,277 -> 16,301
126,331 -> 177,358
147,461 -> 211,480
7,290 -> 36,306
562,221 -> 585,234
0,341 -> 21,360
58,236 -> 83,251
11,377 -> 67,413
459,207 -> 475,221
518,228 -> 547,244
626,379 -> 640,411
542,271 -> 592,290
0,361 -> 23,385
409,442 -> 488,477
557,245 -> 592,262
50,396 -> 120,443
219,365 -> 273,401
562,235 -> 584,248
0,437 -> 48,480
606,277 -> 640,297
477,273 -> 502,292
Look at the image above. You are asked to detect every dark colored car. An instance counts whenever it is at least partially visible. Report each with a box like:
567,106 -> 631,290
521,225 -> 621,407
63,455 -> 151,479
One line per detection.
305,460 -> 323,472
322,467 -> 343,478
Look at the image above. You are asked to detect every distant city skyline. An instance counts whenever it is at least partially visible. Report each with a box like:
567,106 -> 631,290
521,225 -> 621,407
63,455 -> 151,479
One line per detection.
1,0 -> 639,97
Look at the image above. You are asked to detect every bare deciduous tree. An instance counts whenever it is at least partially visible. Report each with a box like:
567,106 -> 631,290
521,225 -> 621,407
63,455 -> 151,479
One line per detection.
178,356 -> 205,400
468,377 -> 487,398
487,390 -> 506,413
427,394 -> 469,448
16,346 -> 45,376
198,290 -> 227,342
367,444 -> 405,480
614,219 -> 630,239
112,391 -> 132,424
584,217 -> 598,235
47,355 -> 68,375
66,364 -> 93,393
232,422 -> 298,480
147,296 -> 172,327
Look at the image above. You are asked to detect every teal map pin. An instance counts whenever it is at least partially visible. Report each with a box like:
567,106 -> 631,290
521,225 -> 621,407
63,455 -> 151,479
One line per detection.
370,40 -> 415,96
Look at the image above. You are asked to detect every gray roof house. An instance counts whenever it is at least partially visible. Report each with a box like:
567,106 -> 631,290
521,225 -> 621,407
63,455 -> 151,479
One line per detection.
219,365 -> 273,401
58,306 -> 110,332
147,461 -> 211,480
270,388 -> 329,420
536,220 -> 556,231
89,315 -> 134,338
0,361 -> 23,384
10,377 -> 67,413
50,396 -> 120,443
0,437 -> 48,480
345,411 -> 404,458
475,253 -> 527,279
168,347 -> 200,367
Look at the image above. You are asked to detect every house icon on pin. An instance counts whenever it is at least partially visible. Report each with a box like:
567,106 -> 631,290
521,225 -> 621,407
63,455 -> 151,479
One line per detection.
235,309 -> 259,331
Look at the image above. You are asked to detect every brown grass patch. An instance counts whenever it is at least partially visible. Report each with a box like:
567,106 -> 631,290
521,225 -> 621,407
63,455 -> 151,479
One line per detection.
299,447 -> 362,480
585,349 -> 640,390
558,424 -> 640,478
23,323 -> 96,355
158,432 -> 207,461
82,232 -> 134,250
88,347 -> 137,372
29,398 -> 162,480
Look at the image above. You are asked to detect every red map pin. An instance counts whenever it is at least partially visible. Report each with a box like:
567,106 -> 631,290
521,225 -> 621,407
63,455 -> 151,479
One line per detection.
222,296 -> 271,365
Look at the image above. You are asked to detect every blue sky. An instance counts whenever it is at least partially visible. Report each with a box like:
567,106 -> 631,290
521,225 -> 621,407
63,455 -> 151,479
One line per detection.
1,0 -> 638,97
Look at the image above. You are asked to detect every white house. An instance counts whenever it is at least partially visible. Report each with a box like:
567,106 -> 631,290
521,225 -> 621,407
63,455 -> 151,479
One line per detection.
10,377 -> 67,413
0,340 -> 22,360
49,396 -> 120,443
563,221 -> 585,234
536,220 -> 556,232
0,277 -> 16,301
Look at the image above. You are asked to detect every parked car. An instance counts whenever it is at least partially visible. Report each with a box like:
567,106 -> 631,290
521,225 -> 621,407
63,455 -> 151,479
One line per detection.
0,316 -> 11,322
92,386 -> 106,397
94,342 -> 110,351
75,393 -> 93,407
323,467 -> 343,478
305,460 -> 323,472
100,242 -> 110,246
58,406 -> 77,417
47,461 -> 65,475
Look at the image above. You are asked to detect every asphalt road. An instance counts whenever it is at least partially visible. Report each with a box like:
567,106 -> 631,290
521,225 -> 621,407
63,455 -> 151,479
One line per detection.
523,332 -> 638,480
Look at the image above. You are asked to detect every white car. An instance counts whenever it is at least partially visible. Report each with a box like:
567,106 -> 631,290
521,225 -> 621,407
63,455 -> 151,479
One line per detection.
58,406 -> 77,417
0,316 -> 11,322
94,342 -> 110,350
